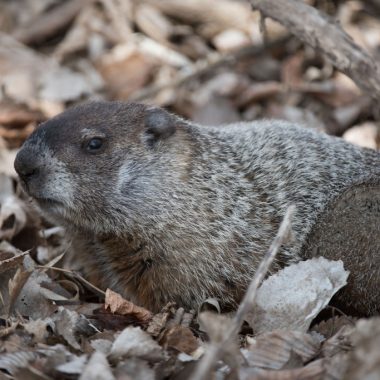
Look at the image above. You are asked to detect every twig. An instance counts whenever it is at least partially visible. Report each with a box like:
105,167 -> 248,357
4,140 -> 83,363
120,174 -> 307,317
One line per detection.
130,35 -> 290,101
249,0 -> 380,103
190,206 -> 295,380
37,265 -> 106,298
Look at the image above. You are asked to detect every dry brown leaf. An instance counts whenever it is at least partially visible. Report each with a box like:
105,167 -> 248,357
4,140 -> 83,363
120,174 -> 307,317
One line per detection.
198,297 -> 221,314
0,248 -> 28,274
236,82 -> 283,107
312,315 -> 356,340
0,173 -> 28,240
0,123 -> 35,149
90,338 -> 113,355
0,102 -> 42,127
96,46 -> 157,99
198,311 -> 234,342
0,351 -> 37,376
148,0 -> 253,36
239,358 -> 325,380
10,268 -> 58,319
109,326 -> 164,362
0,321 -> 19,339
343,318 -> 380,380
160,325 -> 199,354
146,309 -> 171,337
321,325 -> 353,358
323,353 -> 350,380
0,32 -> 101,107
243,330 -> 322,370
315,74 -> 361,108
115,358 -> 156,380
105,288 -> 153,323
135,4 -> 174,44
22,318 -> 54,343
8,267 -> 33,315
79,351 -> 114,380
0,140 -> 18,176
53,307 -> 97,350
56,354 -> 87,376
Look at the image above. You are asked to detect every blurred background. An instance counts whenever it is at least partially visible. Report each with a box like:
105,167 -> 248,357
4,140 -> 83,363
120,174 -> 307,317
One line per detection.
1,0 -> 380,175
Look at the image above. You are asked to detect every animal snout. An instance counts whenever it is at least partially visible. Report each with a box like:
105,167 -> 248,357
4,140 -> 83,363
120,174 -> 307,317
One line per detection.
14,148 -> 42,187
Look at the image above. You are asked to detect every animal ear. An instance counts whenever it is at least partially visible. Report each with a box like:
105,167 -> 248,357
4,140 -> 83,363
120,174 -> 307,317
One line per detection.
144,107 -> 176,144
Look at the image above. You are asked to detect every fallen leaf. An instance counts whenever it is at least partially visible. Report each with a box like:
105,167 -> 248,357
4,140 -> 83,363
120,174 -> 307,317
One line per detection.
239,358 -> 325,380
96,45 -> 157,99
0,351 -> 37,376
109,326 -> 164,362
8,267 -> 33,315
161,325 -> 199,354
0,246 -> 28,274
115,358 -> 156,380
90,339 -> 113,355
246,258 -> 349,333
312,315 -> 356,340
243,330 -> 322,370
56,354 -> 87,375
22,318 -> 54,343
321,325 -> 353,358
79,351 -> 114,380
53,307 -> 97,350
0,174 -> 28,240
344,317 -> 380,380
105,288 -> 153,323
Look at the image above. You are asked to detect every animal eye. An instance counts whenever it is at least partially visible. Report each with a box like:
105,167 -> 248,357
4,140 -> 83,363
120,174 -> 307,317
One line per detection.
86,138 -> 103,152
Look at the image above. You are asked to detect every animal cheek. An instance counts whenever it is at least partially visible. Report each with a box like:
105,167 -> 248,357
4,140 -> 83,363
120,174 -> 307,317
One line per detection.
42,159 -> 76,202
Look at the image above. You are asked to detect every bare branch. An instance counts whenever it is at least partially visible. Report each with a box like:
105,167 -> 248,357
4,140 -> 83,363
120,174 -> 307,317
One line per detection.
249,0 -> 380,102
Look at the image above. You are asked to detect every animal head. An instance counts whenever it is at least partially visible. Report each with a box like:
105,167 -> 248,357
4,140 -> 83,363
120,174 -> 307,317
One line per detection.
14,101 -> 192,234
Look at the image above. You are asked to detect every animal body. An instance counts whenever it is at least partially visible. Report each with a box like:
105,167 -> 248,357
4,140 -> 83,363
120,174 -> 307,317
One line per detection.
14,102 -> 380,314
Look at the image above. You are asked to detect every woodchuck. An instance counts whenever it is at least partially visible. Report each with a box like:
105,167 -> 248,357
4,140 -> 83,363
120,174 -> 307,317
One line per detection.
14,101 -> 380,314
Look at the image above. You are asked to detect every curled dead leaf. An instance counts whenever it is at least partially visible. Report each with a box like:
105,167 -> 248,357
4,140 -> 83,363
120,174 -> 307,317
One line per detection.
105,288 -> 153,323
110,326 -> 164,362
160,325 -> 199,354
243,330 -> 322,370
246,258 -> 349,333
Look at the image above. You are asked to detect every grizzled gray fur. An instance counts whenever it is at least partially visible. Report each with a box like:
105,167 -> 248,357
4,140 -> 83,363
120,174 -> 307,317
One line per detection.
14,101 -> 380,314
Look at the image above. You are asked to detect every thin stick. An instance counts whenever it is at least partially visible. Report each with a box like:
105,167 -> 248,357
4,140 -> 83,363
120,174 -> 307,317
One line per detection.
37,265 -> 106,297
191,206 -> 295,380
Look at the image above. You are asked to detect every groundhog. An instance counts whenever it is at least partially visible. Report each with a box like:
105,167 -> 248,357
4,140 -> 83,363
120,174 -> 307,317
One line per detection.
14,101 -> 380,315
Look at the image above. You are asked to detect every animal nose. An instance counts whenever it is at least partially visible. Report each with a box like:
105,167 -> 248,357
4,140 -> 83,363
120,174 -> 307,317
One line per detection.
14,149 -> 40,183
